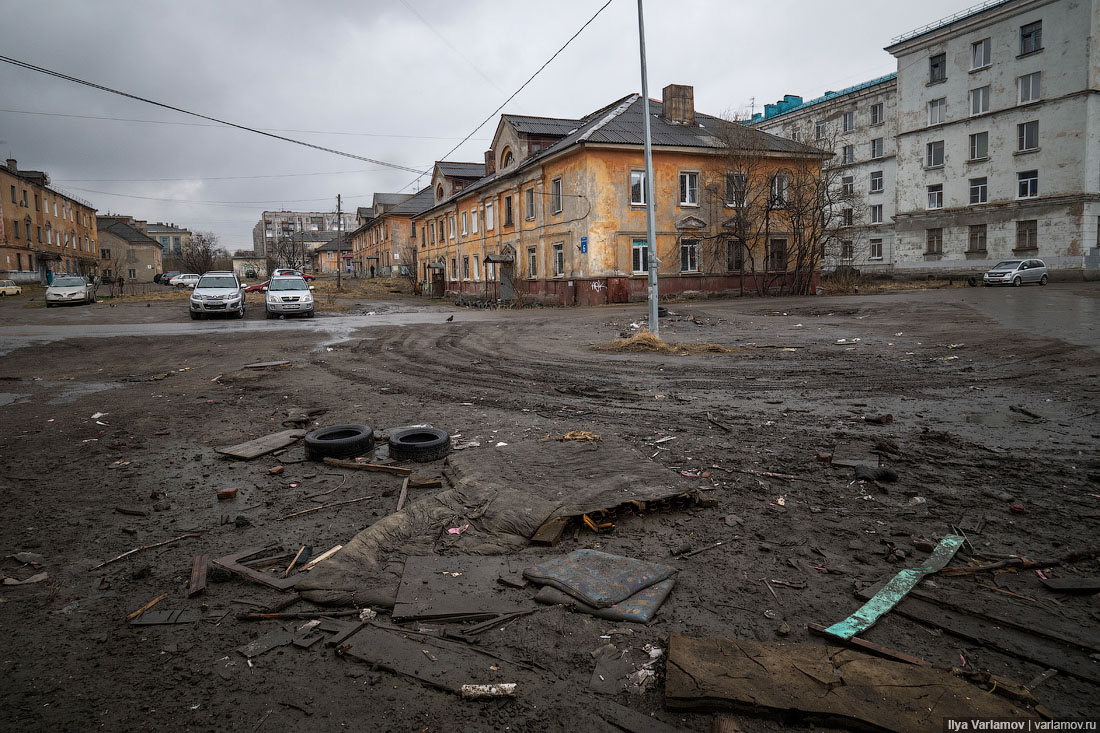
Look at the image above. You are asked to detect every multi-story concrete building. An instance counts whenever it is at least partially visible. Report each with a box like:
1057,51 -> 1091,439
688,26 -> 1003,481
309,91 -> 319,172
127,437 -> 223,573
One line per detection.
0,158 -> 99,282
251,210 -> 356,258
146,222 -> 191,259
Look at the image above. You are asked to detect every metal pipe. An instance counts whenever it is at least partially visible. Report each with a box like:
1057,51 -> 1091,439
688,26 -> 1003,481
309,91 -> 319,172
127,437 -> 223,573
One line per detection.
637,0 -> 659,336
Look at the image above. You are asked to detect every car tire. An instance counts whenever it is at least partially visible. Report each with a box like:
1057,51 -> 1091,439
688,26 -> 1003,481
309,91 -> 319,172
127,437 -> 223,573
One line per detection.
967,276 -> 977,287
46,303 -> 54,308
305,424 -> 375,461
1013,276 -> 1022,287
190,312 -> 201,320
266,310 -> 275,319
388,427 -> 451,463
306,310 -> 315,318
1040,274 -> 1048,285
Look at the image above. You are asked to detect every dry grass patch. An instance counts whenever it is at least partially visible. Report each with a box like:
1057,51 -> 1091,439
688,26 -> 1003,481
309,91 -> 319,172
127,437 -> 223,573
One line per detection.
311,277 -> 413,298
823,278 -> 965,295
592,330 -> 738,355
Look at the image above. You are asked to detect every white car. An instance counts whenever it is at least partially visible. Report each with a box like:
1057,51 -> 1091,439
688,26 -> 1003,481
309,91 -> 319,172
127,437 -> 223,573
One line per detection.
0,279 -> 22,297
169,273 -> 201,288
45,276 -> 95,306
264,275 -> 315,318
189,271 -> 246,319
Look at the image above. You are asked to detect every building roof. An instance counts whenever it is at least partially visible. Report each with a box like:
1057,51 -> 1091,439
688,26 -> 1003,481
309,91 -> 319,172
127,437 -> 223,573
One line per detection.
97,217 -> 162,247
374,193 -> 411,206
146,222 -> 190,234
752,73 -> 898,123
357,206 -> 373,219
887,0 -> 1014,48
317,234 -> 350,251
436,161 -> 485,179
501,114 -> 581,137
387,187 -> 435,216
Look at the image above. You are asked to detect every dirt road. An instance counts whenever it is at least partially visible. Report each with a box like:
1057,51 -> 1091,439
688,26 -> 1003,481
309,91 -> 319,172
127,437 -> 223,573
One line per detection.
1,284 -> 1098,731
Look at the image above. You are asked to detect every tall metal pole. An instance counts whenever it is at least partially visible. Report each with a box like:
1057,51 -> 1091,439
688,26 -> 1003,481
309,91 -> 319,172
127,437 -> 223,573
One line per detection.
336,194 -> 343,290
637,0 -> 659,336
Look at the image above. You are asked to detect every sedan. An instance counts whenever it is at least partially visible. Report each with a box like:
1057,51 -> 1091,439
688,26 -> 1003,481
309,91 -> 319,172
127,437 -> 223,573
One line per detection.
45,276 -> 95,306
169,273 -> 201,288
244,280 -> 269,293
0,279 -> 22,296
983,259 -> 1048,287
272,269 -> 315,281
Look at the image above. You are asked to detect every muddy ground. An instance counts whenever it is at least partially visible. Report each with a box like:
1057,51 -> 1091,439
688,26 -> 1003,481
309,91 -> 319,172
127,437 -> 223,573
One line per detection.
1,283 -> 1098,732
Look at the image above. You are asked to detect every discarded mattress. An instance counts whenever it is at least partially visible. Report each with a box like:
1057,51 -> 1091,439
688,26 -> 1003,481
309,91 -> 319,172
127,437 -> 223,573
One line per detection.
523,549 -> 671,608
534,578 -> 674,623
297,439 -> 692,607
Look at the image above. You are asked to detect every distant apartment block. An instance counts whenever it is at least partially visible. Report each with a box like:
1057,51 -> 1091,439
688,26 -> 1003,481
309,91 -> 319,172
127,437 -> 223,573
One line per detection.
146,222 -> 191,258
251,210 -> 357,258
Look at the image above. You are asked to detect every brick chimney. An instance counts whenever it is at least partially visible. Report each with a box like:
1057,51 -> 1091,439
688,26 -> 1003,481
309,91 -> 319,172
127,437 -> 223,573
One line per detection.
5,158 -> 16,173
661,84 -> 695,126
484,149 -> 496,176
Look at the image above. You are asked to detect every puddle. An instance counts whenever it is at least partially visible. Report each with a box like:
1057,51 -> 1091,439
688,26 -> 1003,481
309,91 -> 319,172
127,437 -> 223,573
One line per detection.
0,392 -> 30,407
35,380 -> 128,405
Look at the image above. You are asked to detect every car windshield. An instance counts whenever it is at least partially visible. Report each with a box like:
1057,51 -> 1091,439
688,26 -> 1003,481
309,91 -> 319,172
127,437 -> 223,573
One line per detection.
52,277 -> 85,287
197,276 -> 237,288
269,278 -> 308,291
992,261 -> 1021,270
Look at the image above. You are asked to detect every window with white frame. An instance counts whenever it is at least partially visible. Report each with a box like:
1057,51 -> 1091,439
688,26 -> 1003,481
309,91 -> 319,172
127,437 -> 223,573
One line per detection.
551,178 -> 562,213
870,138 -> 884,159
461,210 -> 468,236
472,255 -> 480,280
870,102 -> 884,125
870,170 -> 884,192
814,121 -> 825,139
1019,72 -> 1041,103
968,224 -> 987,252
503,196 -> 514,226
630,170 -> 646,205
970,86 -> 990,115
471,208 -> 479,234
770,173 -> 790,206
841,209 -> 853,226
927,183 -> 943,209
870,204 -> 883,223
969,176 -> 988,204
842,111 -> 854,132
869,238 -> 883,259
680,239 -> 699,272
524,188 -> 535,220
928,98 -> 946,125
969,131 -> 989,160
842,144 -> 854,164
842,176 -> 854,195
429,221 -> 435,243
926,140 -> 945,167
450,257 -> 457,280
553,243 -> 564,276
726,238 -> 743,271
1020,20 -> 1042,55
1018,170 -> 1038,197
527,246 -> 537,278
463,256 -> 470,280
725,172 -> 747,207
841,240 -> 854,260
485,201 -> 494,230
679,172 -> 699,206
1017,120 -> 1038,151
972,38 -> 991,68
632,239 -> 648,274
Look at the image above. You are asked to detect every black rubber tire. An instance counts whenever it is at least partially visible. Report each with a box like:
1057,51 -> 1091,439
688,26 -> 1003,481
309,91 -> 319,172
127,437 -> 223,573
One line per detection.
190,311 -> 201,320
967,276 -> 977,287
1040,274 -> 1048,285
388,427 -> 451,463
266,310 -> 275,319
306,309 -> 315,318
1013,276 -> 1022,287
305,424 -> 375,461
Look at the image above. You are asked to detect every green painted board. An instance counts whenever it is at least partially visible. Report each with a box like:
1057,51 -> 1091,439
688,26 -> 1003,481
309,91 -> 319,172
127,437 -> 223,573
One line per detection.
823,534 -> 964,640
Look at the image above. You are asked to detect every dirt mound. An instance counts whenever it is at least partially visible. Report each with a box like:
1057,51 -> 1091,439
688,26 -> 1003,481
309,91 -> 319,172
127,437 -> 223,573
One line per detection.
592,330 -> 736,355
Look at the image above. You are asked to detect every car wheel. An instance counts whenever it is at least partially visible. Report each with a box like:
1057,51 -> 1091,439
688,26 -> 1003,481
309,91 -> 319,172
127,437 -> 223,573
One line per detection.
388,427 -> 451,463
266,310 -> 276,319
304,424 -> 375,461
0,292 -> 6,297
46,303 -> 54,308
967,276 -> 977,287
306,309 -> 315,318
1013,276 -> 1022,287
190,312 -> 201,320
1040,274 -> 1048,285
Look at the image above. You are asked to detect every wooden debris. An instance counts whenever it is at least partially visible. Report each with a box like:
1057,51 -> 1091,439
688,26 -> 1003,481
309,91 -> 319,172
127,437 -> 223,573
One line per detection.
216,488 -> 238,501
1040,576 -> 1100,593
395,477 -> 410,512
129,609 -> 202,625
215,429 -> 305,460
284,546 -> 307,577
408,477 -> 443,489
244,360 -> 290,369
238,610 -> 361,621
940,546 -> 1100,576
89,532 -> 201,571
705,413 -> 732,433
322,457 -> 411,476
127,593 -> 168,620
278,495 -> 373,520
807,623 -> 930,667
210,545 -> 301,591
237,629 -> 294,659
115,507 -> 148,517
188,554 -> 209,597
299,545 -> 342,572
531,516 -> 570,546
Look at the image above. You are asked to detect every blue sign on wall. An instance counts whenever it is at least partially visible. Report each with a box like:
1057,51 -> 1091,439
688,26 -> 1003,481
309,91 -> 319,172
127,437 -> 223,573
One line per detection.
580,236 -> 588,254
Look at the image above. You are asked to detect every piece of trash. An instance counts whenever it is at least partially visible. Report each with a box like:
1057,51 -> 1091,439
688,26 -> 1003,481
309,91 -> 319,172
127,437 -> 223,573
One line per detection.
447,524 -> 470,535
834,338 -> 861,345
908,496 -> 927,506
1010,503 -> 1026,514
217,488 -> 239,501
11,552 -> 45,567
948,344 -> 965,349
3,571 -> 48,586
863,414 -> 893,425
461,683 -> 516,699
776,496 -> 786,506
763,609 -> 778,619
269,466 -> 284,475
495,442 -> 508,447
91,412 -> 107,419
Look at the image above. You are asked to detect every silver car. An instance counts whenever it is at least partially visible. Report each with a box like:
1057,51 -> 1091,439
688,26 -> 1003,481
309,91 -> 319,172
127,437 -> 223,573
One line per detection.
45,276 -> 95,306
264,276 -> 315,318
189,271 -> 246,319
983,259 -> 1048,287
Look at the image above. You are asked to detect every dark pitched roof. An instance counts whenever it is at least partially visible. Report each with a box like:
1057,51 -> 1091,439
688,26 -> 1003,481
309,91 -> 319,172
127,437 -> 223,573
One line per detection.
374,193 -> 411,206
96,218 -> 161,247
501,114 -> 581,136
317,234 -> 350,251
387,187 -> 435,216
357,206 -> 374,218
437,161 -> 485,179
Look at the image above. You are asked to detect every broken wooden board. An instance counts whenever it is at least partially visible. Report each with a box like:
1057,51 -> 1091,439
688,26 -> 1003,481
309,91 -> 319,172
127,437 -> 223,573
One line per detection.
188,554 -> 209,597
243,361 -> 290,369
211,545 -> 301,591
392,555 -> 534,623
215,429 -> 305,460
665,634 -> 1033,730
340,624 -> 532,694
237,629 -> 294,658
530,516 -> 570,546
806,623 -> 930,667
129,609 -> 202,625
829,440 -> 882,468
599,702 -> 685,733
1040,576 -> 1100,593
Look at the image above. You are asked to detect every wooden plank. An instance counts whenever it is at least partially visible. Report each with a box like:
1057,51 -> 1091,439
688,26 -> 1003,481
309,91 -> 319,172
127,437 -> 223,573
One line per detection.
243,360 -> 290,369
237,629 -> 294,659
1040,576 -> 1100,593
299,544 -> 342,572
130,609 -> 202,625
807,623 -> 931,666
395,477 -> 410,512
215,429 -> 305,460
322,457 -> 412,476
530,516 -> 570,546
188,554 -> 209,597
211,545 -> 301,591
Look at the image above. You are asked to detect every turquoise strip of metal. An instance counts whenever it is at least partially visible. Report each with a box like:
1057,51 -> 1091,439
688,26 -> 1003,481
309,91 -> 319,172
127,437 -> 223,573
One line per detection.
822,534 -> 965,640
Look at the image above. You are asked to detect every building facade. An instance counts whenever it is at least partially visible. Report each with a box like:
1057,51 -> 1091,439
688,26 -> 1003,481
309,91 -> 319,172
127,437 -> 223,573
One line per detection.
349,187 -> 437,278
96,216 -> 163,282
146,222 -> 192,259
251,210 -> 356,258
1,158 -> 99,283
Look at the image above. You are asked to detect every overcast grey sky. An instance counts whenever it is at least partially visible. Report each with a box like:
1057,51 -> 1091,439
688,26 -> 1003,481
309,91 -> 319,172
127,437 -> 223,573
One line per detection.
1,0 -> 973,252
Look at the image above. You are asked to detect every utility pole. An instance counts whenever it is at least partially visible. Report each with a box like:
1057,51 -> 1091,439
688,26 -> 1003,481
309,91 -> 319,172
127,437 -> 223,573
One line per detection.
336,194 -> 343,290
637,0 -> 659,337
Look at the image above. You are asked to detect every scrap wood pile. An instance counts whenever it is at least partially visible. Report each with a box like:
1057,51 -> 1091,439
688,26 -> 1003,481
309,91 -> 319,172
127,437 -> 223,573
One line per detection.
591,329 -> 737,355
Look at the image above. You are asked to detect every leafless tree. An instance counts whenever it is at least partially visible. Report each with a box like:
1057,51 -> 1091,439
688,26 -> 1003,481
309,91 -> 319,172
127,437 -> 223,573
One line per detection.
180,231 -> 222,274
270,234 -> 308,270
395,240 -> 418,283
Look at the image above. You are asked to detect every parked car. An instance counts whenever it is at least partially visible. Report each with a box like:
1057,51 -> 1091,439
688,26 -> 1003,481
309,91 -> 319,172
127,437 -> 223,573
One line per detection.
245,270 -> 257,279
272,268 -> 315,282
170,273 -> 201,288
264,275 -> 315,318
983,259 -> 1048,287
244,280 -> 269,293
160,271 -> 181,285
0,280 -> 22,297
45,276 -> 95,306
189,271 -> 246,320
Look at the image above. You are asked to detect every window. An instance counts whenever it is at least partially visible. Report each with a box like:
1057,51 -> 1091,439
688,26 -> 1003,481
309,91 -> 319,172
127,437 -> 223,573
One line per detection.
473,255 -> 480,280
842,144 -> 854,164
972,38 -> 991,68
34,194 -> 39,211
969,131 -> 989,160
429,221 -> 435,243
841,209 -> 854,226
632,239 -> 648,274
127,268 -> 136,279
870,170 -> 884,192
449,214 -> 456,239
968,224 -> 988,252
870,102 -> 884,125
1017,219 -> 1038,249
9,185 -> 15,203
928,184 -> 943,209
680,239 -> 699,272
36,226 -> 41,243
471,208 -> 479,234
1017,120 -> 1038,151
870,204 -> 883,223
630,170 -> 646,205
791,130 -> 800,142
841,240 -> 854,260
767,239 -> 787,271
930,53 -> 946,83
503,196 -> 514,226
841,176 -> 854,195
926,228 -> 943,254
842,111 -> 854,132
53,201 -> 57,216
502,148 -> 514,168
926,140 -> 945,167
969,176 -> 988,204
869,239 -> 883,259
1020,20 -> 1042,55
725,172 -> 747,207
870,138 -> 884,159
970,86 -> 990,115
770,174 -> 789,206
463,256 -> 470,280
451,258 -> 457,280
550,177 -> 562,213
928,98 -> 946,125
525,188 -> 535,220
1019,72 -> 1041,103
679,172 -> 699,206
814,121 -> 825,139
461,211 -> 468,236
527,246 -> 537,277
12,220 -> 19,239
1018,170 -> 1038,197
726,238 -> 743,271
485,201 -> 494,230
553,243 -> 564,276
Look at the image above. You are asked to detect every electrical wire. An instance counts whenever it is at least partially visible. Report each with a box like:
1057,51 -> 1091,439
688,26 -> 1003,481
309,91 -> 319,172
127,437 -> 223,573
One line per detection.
63,185 -> 369,209
0,54 -> 424,173
53,168 -> 429,183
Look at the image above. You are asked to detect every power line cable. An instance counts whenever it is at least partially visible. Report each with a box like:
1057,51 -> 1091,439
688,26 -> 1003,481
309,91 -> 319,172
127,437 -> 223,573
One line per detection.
54,168 -> 430,183
65,185 -> 369,208
0,54 -> 424,173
